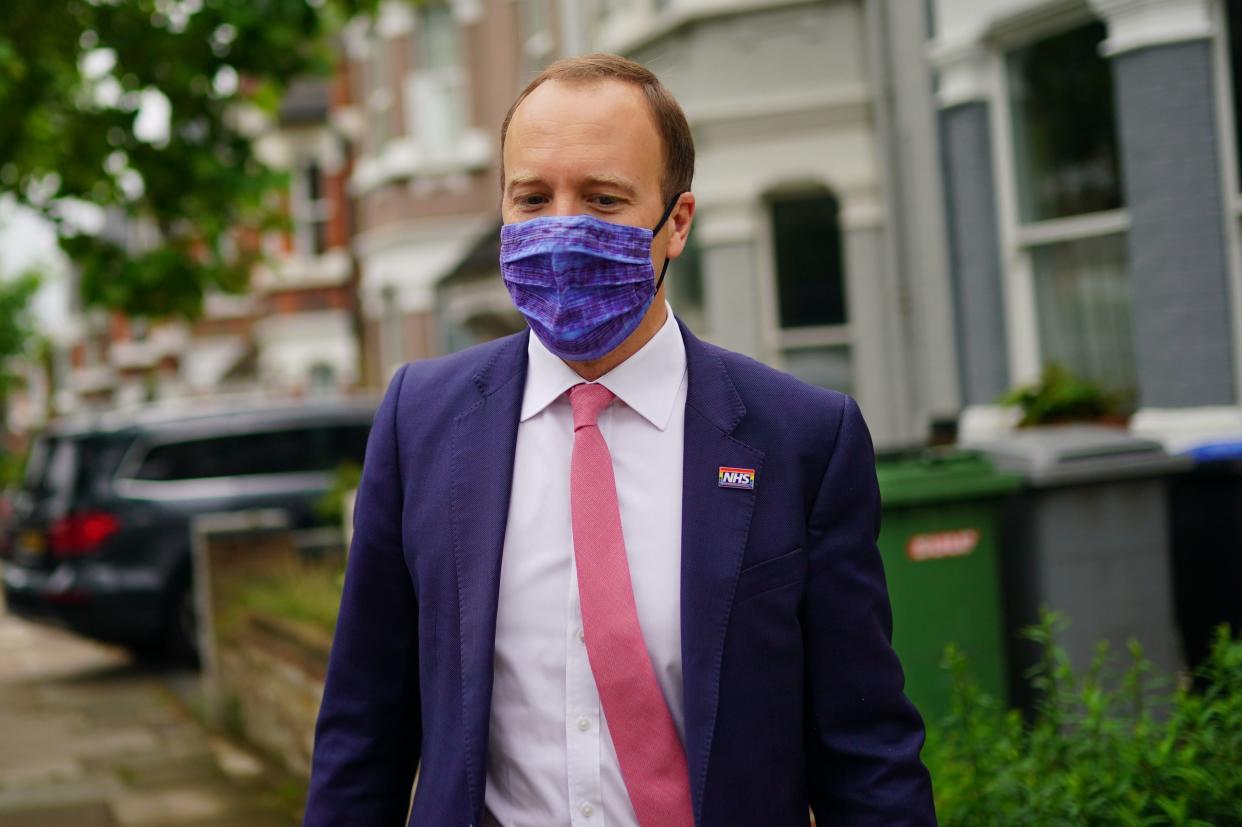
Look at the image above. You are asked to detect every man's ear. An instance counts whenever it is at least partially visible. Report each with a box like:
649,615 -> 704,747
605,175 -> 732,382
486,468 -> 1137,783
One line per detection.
664,192 -> 696,261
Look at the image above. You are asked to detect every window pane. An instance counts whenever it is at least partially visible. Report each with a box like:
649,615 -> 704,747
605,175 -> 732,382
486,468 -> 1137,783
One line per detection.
134,441 -> 196,481
1008,22 -> 1123,221
43,439 -> 78,504
1226,0 -> 1242,189
21,437 -> 50,492
74,436 -> 124,499
408,3 -> 466,156
133,425 -> 371,481
771,192 -> 847,328
366,37 -> 391,148
1032,233 -> 1136,393
418,5 -> 458,71
783,345 -> 853,395
296,162 -> 329,256
309,363 -> 337,393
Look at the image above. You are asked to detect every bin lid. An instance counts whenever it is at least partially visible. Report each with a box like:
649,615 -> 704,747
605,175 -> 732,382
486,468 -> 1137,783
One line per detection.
1184,440 -> 1242,462
974,425 -> 1191,487
876,449 -> 1023,506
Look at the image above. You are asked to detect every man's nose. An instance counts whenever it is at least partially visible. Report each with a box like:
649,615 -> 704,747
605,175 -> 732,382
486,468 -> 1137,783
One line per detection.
549,194 -> 578,217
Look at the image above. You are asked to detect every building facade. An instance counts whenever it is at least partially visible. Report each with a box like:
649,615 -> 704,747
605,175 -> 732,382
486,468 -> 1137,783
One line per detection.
27,75 -> 363,421
579,0 -> 962,447
249,76 -> 361,396
331,0 -> 965,448
38,0 -> 1241,455
931,0 -> 1242,450
336,0 -> 531,385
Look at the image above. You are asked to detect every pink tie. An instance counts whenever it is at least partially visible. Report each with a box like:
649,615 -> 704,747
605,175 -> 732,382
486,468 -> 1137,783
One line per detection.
569,383 -> 694,827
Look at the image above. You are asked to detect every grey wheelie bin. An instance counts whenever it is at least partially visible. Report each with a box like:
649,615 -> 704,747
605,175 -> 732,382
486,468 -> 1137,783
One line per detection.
1169,440 -> 1242,674
973,426 -> 1191,710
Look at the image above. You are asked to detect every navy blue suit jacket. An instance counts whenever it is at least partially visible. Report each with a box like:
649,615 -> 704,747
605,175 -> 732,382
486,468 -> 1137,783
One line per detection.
304,322 -> 936,826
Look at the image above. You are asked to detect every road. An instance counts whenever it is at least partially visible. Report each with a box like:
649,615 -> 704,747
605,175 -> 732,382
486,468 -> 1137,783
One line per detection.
0,596 -> 302,826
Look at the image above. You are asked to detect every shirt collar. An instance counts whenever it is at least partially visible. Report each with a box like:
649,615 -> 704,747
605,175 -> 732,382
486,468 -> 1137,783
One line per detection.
520,303 -> 687,431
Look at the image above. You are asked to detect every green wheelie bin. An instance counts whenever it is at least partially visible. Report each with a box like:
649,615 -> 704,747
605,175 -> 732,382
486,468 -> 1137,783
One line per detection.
876,451 -> 1022,726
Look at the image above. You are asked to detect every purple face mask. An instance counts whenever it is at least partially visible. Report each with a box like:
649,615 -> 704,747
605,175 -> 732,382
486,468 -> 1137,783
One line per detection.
500,195 -> 680,362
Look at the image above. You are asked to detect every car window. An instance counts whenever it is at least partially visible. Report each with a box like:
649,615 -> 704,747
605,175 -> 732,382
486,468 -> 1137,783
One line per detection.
21,437 -> 51,492
131,424 -> 370,481
20,434 -> 124,504
73,435 -> 129,500
44,439 -> 78,498
321,424 -> 371,467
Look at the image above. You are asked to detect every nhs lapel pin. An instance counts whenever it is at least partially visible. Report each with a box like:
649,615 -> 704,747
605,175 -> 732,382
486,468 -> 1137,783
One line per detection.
718,466 -> 756,490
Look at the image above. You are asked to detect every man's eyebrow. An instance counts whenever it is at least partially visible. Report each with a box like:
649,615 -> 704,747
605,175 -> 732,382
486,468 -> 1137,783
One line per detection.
504,174 -> 640,198
505,174 -> 543,196
582,175 -> 638,196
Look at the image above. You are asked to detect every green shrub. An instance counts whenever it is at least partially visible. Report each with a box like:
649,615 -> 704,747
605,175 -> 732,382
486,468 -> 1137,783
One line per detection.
999,363 -> 1128,426
0,451 -> 23,488
220,559 -> 345,639
315,462 -> 362,525
926,614 -> 1242,826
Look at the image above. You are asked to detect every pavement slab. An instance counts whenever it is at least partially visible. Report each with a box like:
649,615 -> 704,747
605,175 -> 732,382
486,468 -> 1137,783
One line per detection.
0,597 -> 301,827
0,801 -> 118,826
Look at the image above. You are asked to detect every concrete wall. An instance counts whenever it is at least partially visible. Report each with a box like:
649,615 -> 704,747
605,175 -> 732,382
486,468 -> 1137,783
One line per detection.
219,617 -> 329,779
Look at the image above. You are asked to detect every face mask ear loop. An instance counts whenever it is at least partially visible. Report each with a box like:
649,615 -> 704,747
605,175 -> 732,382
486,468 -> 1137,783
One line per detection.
651,193 -> 682,235
654,257 -> 672,294
651,192 -> 682,295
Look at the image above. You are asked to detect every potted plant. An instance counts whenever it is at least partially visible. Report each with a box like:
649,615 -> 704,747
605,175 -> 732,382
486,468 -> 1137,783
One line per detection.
999,363 -> 1130,427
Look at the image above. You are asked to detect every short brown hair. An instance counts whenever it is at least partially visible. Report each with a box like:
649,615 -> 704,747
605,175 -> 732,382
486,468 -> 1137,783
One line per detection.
500,53 -> 695,204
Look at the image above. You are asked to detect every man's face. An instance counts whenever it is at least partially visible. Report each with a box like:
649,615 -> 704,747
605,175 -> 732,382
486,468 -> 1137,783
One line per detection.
501,78 -> 687,278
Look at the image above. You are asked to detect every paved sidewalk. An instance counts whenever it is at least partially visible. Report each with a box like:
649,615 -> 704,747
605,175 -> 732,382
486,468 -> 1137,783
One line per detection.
0,604 -> 301,826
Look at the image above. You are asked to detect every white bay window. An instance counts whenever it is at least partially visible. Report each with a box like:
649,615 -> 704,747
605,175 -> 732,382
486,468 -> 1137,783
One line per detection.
1000,18 -> 1136,396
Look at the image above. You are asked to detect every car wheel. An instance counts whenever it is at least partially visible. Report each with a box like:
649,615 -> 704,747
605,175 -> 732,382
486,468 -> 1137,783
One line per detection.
130,581 -> 199,667
165,581 -> 200,667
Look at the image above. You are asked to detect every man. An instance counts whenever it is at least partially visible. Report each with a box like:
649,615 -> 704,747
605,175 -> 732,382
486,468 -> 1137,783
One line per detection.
304,54 -> 936,826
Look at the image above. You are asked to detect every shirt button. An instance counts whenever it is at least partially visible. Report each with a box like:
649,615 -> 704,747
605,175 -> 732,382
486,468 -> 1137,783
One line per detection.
577,716 -> 591,732
576,627 -> 585,642
580,802 -> 595,817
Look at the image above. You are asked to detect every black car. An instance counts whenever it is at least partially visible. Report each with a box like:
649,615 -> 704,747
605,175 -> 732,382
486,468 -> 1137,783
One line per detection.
1,397 -> 375,662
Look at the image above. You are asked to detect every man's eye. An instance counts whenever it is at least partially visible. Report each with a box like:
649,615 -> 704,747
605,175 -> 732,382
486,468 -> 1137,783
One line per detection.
593,195 -> 620,207
517,194 -> 548,208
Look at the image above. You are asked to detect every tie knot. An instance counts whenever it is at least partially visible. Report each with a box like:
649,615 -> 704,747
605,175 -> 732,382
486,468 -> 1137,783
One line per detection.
569,383 -> 616,430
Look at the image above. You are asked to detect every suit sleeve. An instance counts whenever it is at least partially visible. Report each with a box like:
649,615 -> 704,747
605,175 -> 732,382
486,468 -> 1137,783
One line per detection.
803,396 -> 937,825
303,365 -> 421,826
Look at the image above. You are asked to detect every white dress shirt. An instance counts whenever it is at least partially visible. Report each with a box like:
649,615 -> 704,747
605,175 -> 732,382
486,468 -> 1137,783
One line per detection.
483,306 -> 688,827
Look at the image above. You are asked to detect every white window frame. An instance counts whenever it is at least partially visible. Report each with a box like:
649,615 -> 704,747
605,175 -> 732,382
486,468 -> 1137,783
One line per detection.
403,3 -> 471,160
291,160 -> 332,259
1209,0 -> 1242,400
757,187 -> 854,385
517,0 -> 555,75
988,8 -> 1133,389
362,25 -> 395,154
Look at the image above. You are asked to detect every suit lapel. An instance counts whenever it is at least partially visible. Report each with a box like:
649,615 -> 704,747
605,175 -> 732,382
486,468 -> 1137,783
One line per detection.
678,323 -> 764,821
449,332 -> 528,818
447,324 -> 762,821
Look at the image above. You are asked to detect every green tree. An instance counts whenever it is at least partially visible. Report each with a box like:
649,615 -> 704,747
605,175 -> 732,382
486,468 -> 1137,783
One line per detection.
0,0 -> 377,320
0,270 -> 41,449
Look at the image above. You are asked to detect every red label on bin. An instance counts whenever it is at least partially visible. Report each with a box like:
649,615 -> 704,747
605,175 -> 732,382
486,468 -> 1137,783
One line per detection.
906,529 -> 980,562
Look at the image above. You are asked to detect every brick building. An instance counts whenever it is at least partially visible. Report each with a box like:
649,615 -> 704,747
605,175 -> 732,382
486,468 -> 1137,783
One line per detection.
335,0 -> 532,384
